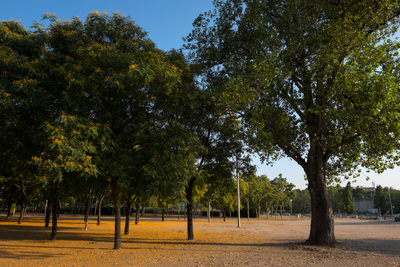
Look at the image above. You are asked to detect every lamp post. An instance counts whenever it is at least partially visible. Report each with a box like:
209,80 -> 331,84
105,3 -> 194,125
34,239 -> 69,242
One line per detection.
237,161 -> 241,228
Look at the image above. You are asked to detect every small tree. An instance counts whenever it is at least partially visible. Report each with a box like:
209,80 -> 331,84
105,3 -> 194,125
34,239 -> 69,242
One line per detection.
342,182 -> 357,214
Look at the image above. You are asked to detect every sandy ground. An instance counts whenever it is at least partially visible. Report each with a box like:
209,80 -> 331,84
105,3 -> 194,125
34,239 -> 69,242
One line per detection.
0,213 -> 399,266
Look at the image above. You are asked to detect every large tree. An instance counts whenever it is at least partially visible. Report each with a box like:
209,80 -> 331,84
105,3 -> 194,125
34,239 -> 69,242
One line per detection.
186,0 -> 400,245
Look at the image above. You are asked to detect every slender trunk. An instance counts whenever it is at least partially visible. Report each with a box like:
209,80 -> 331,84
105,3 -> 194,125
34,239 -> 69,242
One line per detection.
84,192 -> 91,231
6,201 -> 12,219
124,197 -> 135,235
18,203 -> 25,225
45,200 -> 51,228
207,199 -> 211,223
135,202 -> 140,225
223,208 -> 226,222
162,207 -> 165,222
186,177 -> 195,240
305,144 -> 336,245
97,195 -> 104,226
111,176 -> 121,249
141,205 -> 145,217
50,189 -> 58,241
258,201 -> 261,220
247,196 -> 250,221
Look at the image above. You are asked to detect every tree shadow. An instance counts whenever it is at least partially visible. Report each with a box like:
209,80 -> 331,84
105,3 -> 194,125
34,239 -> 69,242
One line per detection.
335,238 -> 400,257
335,220 -> 397,226
1,221 -> 399,260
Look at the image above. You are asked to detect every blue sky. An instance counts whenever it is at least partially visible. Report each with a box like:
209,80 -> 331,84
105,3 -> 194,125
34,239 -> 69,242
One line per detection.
1,0 -> 215,51
2,0 -> 399,190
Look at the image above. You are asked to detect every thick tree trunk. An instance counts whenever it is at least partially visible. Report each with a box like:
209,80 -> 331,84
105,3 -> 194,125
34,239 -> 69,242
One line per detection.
305,144 -> 336,246
50,190 -> 58,241
111,176 -> 121,249
186,177 -> 195,240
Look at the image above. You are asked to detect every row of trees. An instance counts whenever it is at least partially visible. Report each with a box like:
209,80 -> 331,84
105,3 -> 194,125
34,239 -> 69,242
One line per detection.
373,185 -> 400,215
3,0 -> 400,247
0,12 -> 244,249
0,11 -> 296,248
0,171 -> 298,222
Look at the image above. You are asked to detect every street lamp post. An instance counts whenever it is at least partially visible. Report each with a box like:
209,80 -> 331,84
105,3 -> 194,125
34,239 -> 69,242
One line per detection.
237,163 -> 241,228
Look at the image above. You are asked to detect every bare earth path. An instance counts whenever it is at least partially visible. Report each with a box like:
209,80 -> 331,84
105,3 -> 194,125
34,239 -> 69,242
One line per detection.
0,214 -> 399,266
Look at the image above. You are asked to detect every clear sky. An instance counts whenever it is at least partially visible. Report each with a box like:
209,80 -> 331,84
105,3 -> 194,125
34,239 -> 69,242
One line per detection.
1,0 -> 399,190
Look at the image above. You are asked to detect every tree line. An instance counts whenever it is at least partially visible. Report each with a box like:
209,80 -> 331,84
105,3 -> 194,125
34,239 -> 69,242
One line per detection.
2,0 -> 400,248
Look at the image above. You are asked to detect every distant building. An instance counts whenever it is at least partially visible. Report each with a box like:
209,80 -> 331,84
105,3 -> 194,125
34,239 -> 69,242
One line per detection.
354,198 -> 374,213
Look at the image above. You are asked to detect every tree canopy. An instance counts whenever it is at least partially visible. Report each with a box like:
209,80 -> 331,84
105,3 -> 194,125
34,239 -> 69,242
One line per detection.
185,0 -> 400,245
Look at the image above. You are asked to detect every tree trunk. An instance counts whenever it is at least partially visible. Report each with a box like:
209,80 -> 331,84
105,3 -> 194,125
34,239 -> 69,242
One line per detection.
18,203 -> 25,225
97,194 -> 104,226
84,192 -> 91,231
45,200 -> 51,228
305,145 -> 336,246
162,207 -> 165,222
223,208 -> 226,222
50,189 -> 58,241
124,197 -> 134,235
186,177 -> 195,240
111,176 -> 121,249
207,199 -> 211,223
135,202 -> 140,225
247,196 -> 250,221
6,201 -> 12,219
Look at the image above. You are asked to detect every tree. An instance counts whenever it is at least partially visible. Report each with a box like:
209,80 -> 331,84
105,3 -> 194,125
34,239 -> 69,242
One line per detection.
342,182 -> 356,214
291,189 -> 311,214
37,12 -> 185,249
186,0 -> 400,245
374,185 -> 386,215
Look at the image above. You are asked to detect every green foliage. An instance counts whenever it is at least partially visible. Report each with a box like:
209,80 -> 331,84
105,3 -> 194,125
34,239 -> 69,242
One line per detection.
291,189 -> 311,214
186,0 -> 400,244
33,113 -> 103,183
186,0 -> 400,178
342,182 -> 357,214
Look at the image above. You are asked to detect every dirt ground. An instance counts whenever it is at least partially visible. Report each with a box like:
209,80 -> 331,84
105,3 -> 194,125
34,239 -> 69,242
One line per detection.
0,213 -> 399,266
